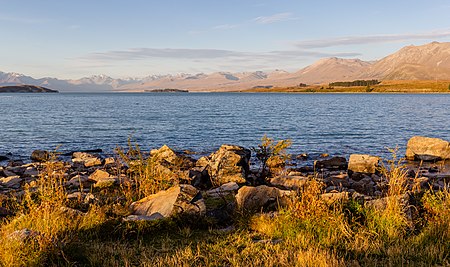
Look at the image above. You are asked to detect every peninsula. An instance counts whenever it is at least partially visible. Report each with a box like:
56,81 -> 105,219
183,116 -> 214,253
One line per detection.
0,85 -> 58,93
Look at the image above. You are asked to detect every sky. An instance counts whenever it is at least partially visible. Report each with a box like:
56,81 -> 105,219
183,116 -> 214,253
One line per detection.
2,0 -> 450,79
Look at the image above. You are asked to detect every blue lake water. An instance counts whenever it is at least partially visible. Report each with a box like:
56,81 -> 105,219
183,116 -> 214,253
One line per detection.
1,93 -> 449,161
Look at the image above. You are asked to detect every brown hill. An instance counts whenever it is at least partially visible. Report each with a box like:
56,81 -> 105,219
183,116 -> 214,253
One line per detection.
361,42 -> 450,80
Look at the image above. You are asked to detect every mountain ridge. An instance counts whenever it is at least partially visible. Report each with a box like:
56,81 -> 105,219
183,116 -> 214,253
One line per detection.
2,41 -> 450,92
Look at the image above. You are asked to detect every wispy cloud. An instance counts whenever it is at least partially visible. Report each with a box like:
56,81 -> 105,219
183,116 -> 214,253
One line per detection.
77,47 -> 360,63
253,12 -> 296,24
189,12 -> 298,34
79,48 -> 245,61
294,30 -> 450,48
0,14 -> 46,24
212,24 -> 240,30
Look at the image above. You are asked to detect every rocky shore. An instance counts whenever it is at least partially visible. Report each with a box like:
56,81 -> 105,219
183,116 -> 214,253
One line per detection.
0,135 -> 449,222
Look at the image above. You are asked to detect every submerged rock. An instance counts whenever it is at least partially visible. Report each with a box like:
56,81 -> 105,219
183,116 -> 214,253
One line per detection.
315,156 -> 348,170
405,136 -> 450,161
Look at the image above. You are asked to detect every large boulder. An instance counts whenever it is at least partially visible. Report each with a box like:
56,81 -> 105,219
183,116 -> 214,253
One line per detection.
405,136 -> 450,161
197,145 -> 251,186
348,154 -> 379,174
149,145 -> 194,181
235,185 -> 292,212
129,184 -> 205,220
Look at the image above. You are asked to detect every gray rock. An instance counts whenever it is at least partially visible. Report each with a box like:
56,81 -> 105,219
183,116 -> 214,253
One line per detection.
2,169 -> 17,177
235,185 -> 292,212
0,176 -> 21,188
65,175 -> 89,187
205,182 -> 239,197
72,152 -> 102,167
269,175 -> 308,190
30,150 -> 49,162
149,145 -> 194,181
325,173 -> 350,187
197,144 -> 251,186
405,136 -> 450,161
23,167 -> 39,177
321,192 -> 349,204
130,184 -> 205,219
315,156 -> 347,170
88,169 -> 110,182
351,176 -> 375,195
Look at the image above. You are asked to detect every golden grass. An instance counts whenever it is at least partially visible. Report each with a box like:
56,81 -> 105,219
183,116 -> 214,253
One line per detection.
244,80 -> 450,93
0,147 -> 448,266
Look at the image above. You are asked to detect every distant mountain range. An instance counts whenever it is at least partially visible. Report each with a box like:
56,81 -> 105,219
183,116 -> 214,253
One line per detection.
2,42 -> 450,92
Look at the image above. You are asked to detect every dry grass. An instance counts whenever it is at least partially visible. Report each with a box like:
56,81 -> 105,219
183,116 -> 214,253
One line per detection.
0,147 -> 448,266
244,80 -> 450,93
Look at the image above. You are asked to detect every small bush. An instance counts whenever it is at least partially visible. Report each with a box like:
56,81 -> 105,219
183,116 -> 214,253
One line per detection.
252,135 -> 292,179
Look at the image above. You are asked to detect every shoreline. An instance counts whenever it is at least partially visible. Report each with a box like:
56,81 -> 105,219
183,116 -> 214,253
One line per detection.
0,136 -> 449,265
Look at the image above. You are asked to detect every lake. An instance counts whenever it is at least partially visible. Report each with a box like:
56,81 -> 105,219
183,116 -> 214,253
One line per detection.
1,93 -> 449,161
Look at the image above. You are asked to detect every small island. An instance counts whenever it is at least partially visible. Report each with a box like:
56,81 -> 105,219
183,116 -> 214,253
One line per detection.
0,85 -> 59,93
144,88 -> 189,93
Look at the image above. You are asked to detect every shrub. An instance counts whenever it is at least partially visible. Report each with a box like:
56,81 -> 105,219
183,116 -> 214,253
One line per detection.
252,135 -> 292,179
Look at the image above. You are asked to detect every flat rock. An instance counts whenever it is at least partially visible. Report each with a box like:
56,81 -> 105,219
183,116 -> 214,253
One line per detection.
205,182 -> 239,197
88,169 -> 110,182
130,184 -> 205,219
269,175 -> 309,190
0,176 -> 21,188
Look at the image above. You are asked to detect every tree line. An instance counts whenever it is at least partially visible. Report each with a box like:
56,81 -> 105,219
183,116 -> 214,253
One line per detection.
329,80 -> 380,87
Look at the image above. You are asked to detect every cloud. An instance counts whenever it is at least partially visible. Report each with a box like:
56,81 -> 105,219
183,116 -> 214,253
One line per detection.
79,48 -> 246,61
212,24 -> 240,30
252,12 -> 295,24
0,14 -> 46,24
77,47 -> 361,64
294,30 -> 450,48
